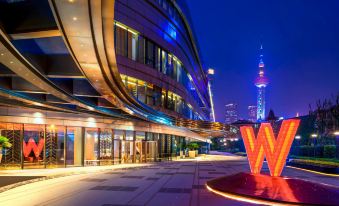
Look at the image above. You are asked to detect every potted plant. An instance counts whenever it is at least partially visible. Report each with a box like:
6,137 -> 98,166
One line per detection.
0,136 -> 12,163
187,142 -> 200,158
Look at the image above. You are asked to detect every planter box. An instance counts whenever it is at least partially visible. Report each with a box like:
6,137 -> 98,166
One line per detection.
189,151 -> 196,158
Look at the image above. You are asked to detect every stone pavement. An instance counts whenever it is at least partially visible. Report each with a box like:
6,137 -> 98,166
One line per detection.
0,154 -> 338,206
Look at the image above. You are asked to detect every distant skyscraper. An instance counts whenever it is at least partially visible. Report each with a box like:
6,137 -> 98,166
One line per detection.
255,45 -> 269,120
248,105 -> 257,122
225,103 -> 238,124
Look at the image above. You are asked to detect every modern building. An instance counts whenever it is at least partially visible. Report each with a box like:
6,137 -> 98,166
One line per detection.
225,103 -> 238,124
255,45 -> 269,120
0,0 -> 215,169
248,105 -> 257,122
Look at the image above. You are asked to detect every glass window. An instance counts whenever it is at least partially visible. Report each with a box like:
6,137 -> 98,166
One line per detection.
46,125 -> 65,168
155,46 -> 162,72
116,25 -> 127,57
162,50 -> 168,75
153,85 -> 162,107
113,130 -> 123,164
146,83 -> 154,106
167,91 -> 174,111
99,129 -> 113,165
138,36 -> 145,64
136,131 -> 145,140
0,123 -> 22,169
114,130 -> 124,140
137,80 -> 146,103
85,128 -> 99,166
128,32 -> 138,61
167,54 -> 173,77
126,76 -> 137,97
125,131 -> 134,141
146,40 -> 155,67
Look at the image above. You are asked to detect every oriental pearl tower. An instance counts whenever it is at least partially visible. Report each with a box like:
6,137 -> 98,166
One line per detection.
255,45 -> 269,121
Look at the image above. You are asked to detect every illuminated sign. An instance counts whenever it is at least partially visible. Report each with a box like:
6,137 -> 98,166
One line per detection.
23,138 -> 44,158
240,119 -> 300,177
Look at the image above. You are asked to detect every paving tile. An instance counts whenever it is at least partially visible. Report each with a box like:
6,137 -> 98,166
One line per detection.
158,187 -> 192,194
192,184 -> 206,189
142,167 -> 161,170
199,169 -> 216,171
199,176 -> 214,180
81,178 -> 107,182
146,177 -> 160,181
90,186 -> 138,191
155,172 -> 175,175
120,176 -> 144,179
176,172 -> 195,175
208,172 -> 226,175
105,172 -> 125,175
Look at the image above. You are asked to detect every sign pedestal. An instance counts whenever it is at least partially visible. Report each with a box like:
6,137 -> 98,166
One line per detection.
206,172 -> 339,205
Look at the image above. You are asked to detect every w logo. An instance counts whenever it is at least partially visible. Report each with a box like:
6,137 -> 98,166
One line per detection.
240,119 -> 300,177
23,138 -> 45,158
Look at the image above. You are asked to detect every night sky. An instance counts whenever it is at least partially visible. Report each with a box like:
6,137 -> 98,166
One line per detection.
185,0 -> 339,122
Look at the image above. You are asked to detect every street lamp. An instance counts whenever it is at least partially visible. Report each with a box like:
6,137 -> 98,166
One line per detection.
334,131 -> 339,159
310,133 -> 317,157
294,135 -> 301,156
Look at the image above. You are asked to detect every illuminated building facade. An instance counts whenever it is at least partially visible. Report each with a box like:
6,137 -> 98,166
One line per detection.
0,0 -> 214,169
248,105 -> 257,122
255,45 -> 269,120
225,103 -> 238,124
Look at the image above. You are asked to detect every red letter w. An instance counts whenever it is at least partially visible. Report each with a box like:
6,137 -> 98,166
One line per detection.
240,119 -> 300,177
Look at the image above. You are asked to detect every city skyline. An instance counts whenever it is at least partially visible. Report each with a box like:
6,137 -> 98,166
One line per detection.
186,0 -> 339,122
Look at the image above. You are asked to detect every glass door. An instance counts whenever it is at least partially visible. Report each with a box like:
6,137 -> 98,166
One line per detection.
135,141 -> 143,163
45,125 -> 65,168
146,141 -> 157,162
121,140 -> 133,163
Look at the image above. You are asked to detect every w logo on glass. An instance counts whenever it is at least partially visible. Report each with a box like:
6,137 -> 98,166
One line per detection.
23,138 -> 44,158
240,119 -> 300,177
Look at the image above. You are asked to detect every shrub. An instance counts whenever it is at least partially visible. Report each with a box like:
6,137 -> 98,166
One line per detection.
0,136 -> 11,148
187,142 -> 200,151
324,145 -> 336,158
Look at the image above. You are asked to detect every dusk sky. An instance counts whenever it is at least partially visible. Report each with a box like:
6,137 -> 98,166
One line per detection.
186,0 -> 339,122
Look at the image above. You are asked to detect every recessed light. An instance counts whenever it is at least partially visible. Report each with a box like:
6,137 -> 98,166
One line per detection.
10,61 -> 13,64
0,53 -> 4,56
73,17 -> 78,21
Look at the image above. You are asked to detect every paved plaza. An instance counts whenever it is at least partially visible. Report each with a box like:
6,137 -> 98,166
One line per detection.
0,154 -> 338,206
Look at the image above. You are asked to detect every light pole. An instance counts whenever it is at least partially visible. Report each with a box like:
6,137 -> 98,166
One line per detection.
295,135 -> 301,156
334,131 -> 339,159
311,133 -> 317,158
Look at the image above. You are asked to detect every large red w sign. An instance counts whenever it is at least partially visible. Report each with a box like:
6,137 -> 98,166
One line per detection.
240,119 -> 300,177
23,138 -> 44,158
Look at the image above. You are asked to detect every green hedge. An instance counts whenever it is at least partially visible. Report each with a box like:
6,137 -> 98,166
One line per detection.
324,145 -> 336,158
292,145 -> 337,158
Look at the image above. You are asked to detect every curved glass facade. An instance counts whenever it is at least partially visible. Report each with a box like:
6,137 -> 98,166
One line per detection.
0,0 -> 212,169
